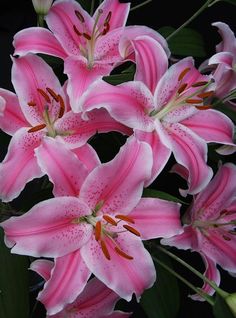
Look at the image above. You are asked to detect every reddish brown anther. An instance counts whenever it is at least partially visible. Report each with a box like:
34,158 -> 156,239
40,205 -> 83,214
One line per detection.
178,67 -> 191,81
191,81 -> 208,87
95,221 -> 102,241
57,95 -> 65,118
27,101 -> 36,107
37,88 -> 51,104
197,91 -> 214,99
28,123 -> 46,133
83,33 -> 92,40
73,25 -> 82,37
123,224 -> 141,237
46,87 -> 60,102
75,10 -> 85,23
186,99 -> 202,104
114,246 -> 133,260
115,214 -> 135,224
103,215 -> 117,226
177,83 -> 188,95
195,105 -> 212,110
101,240 -> 111,260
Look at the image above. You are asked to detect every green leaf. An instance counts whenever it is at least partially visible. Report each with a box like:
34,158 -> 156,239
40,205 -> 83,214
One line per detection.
141,252 -> 180,318
103,72 -> 134,85
158,26 -> 206,57
213,294 -> 235,318
142,188 -> 188,205
0,228 -> 29,318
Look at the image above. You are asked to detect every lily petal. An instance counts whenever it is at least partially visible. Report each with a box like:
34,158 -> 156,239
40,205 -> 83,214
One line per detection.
0,89 -> 29,135
81,232 -> 156,301
55,108 -> 132,148
80,136 -> 152,214
212,22 -> 236,53
64,56 -> 112,110
131,36 -> 168,94
35,137 -> 89,197
94,0 -> 130,30
130,198 -> 182,240
72,143 -> 101,173
1,197 -> 93,258
12,54 -> 65,126
161,225 -> 195,250
190,254 -> 220,300
46,0 -> 93,56
0,127 -> 43,202
135,130 -> 171,186
79,79 -> 155,131
30,259 -> 54,281
13,27 -> 68,59
38,250 -> 91,315
163,122 -> 213,196
181,109 -> 234,145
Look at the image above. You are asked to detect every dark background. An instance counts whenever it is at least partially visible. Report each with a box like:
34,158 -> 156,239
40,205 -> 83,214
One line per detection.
0,1 -> 235,317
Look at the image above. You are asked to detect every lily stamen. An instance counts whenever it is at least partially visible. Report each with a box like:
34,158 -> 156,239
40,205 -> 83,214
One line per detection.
37,88 -> 51,104
115,214 -> 135,224
123,224 -> 141,237
28,123 -> 46,133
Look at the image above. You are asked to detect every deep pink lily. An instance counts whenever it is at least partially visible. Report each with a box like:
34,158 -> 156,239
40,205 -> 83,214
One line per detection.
78,38 -> 235,195
0,53 -> 130,202
30,259 -> 131,317
13,0 -> 169,110
161,163 -> 236,299
1,137 -> 182,307
208,22 -> 236,106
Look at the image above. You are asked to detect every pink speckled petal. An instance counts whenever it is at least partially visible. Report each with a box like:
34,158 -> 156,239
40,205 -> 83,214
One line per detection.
12,54 -> 65,126
93,0 -> 130,30
209,52 -> 234,69
35,137 -> 89,197
190,254 -> 220,300
130,197 -> 182,240
46,0 -> 93,56
0,89 -> 29,135
30,259 -> 54,281
192,163 -> 236,221
55,108 -> 132,148
212,22 -> 236,54
48,277 -> 125,318
80,136 -> 152,214
163,122 -> 213,196
38,250 -> 91,315
135,130 -> 171,186
132,36 -> 168,94
64,56 -> 112,111
119,25 -> 170,61
161,225 -> 194,250
1,197 -> 92,258
79,79 -> 155,131
154,57 -> 209,111
13,27 -> 68,59
72,143 -> 101,173
181,109 -> 235,145
0,127 -> 43,202
81,232 -> 156,301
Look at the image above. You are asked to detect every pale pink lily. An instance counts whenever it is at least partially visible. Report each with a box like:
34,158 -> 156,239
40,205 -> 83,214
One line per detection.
1,137 -> 182,308
78,39 -> 235,195
13,0 -> 169,110
30,259 -> 131,318
0,53 -> 130,202
208,22 -> 236,105
161,163 -> 236,299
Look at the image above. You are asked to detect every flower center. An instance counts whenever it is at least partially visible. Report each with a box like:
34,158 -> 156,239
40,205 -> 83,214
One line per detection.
27,87 -> 65,137
73,9 -> 112,68
149,67 -> 214,120
79,210 -> 140,261
193,209 -> 236,241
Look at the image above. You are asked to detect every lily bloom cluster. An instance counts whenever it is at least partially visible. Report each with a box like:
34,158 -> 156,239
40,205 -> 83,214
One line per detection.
0,0 -> 236,317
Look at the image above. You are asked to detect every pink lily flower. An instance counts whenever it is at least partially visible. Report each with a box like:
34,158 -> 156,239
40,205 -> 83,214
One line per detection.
161,163 -> 236,299
78,37 -> 235,195
0,53 -> 130,202
208,22 -> 236,106
30,259 -> 131,317
13,0 -> 169,110
1,137 -> 183,309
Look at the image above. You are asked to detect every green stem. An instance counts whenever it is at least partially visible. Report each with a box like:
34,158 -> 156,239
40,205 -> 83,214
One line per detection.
153,256 -> 214,305
130,0 -> 152,12
157,246 -> 228,297
90,0 -> 96,15
37,14 -> 45,27
166,0 -> 212,41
